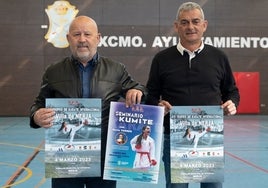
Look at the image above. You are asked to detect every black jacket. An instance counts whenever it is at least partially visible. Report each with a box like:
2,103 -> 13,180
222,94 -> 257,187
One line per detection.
30,55 -> 147,129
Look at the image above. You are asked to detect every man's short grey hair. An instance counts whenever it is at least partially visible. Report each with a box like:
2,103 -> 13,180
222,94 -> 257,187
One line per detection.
176,2 -> 205,20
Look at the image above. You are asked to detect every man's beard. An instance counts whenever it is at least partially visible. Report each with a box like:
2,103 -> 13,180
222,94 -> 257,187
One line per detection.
76,52 -> 92,63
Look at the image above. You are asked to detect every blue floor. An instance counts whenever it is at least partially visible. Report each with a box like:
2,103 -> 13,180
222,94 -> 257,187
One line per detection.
0,115 -> 268,188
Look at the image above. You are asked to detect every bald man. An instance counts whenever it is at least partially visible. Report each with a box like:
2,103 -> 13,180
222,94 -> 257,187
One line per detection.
30,16 -> 147,188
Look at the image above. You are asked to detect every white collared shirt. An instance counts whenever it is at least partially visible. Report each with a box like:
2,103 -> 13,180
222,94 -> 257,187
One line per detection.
177,40 -> 205,60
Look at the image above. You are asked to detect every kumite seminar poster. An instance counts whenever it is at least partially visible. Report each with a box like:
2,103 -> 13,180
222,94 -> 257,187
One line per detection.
45,98 -> 101,178
104,102 -> 164,184
170,106 -> 224,183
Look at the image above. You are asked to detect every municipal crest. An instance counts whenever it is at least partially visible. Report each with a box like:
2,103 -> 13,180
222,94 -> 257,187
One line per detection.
45,1 -> 79,48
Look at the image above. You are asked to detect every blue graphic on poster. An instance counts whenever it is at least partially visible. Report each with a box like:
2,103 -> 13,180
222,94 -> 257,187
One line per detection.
45,98 -> 101,178
104,102 -> 164,184
170,106 -> 224,183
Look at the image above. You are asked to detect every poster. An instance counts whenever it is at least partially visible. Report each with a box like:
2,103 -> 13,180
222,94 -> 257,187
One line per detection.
45,98 -> 101,178
170,106 -> 224,183
104,102 -> 164,184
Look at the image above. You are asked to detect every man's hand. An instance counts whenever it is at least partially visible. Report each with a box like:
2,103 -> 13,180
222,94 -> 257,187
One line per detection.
33,108 -> 55,128
158,100 -> 172,115
125,89 -> 143,107
221,100 -> 237,115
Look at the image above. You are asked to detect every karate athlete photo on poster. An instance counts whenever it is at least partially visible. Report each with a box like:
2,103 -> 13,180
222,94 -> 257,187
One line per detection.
170,106 -> 224,183
104,102 -> 164,184
45,98 -> 101,178
130,125 -> 157,169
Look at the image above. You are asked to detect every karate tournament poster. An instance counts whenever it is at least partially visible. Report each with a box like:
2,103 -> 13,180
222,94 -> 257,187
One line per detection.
45,98 -> 101,178
170,106 -> 224,183
104,102 -> 164,183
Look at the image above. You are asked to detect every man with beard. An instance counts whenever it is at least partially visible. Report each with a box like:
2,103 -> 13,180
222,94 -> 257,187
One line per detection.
30,16 -> 147,188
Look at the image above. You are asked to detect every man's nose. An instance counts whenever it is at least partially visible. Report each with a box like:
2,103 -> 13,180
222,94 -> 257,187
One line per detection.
78,34 -> 87,42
